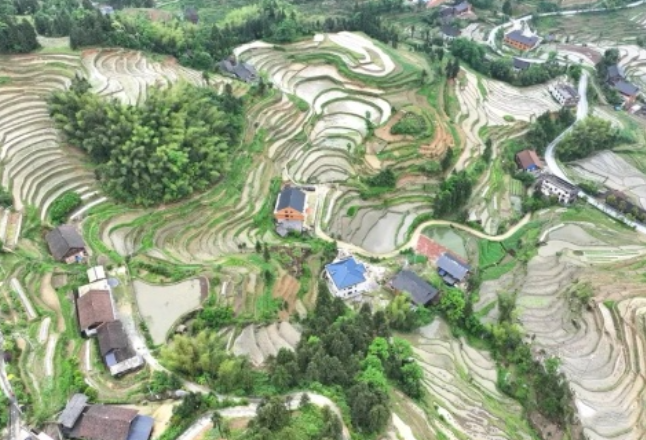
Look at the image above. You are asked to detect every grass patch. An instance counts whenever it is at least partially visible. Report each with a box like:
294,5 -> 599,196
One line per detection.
481,261 -> 516,281
478,240 -> 506,268
287,93 -> 309,112
0,76 -> 11,86
346,206 -> 358,217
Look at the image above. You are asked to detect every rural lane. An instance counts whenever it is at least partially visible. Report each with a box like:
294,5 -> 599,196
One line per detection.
314,195 -> 531,259
544,72 -> 646,235
176,392 -> 350,440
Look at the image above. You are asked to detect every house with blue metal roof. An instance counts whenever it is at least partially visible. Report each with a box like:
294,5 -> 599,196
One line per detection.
436,252 -> 471,286
325,256 -> 369,298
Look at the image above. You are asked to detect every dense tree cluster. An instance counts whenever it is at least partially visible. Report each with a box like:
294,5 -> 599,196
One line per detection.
385,294 -> 432,331
0,15 -> 39,53
49,192 -> 82,224
558,116 -> 619,161
450,38 -> 566,86
267,285 -> 424,434
48,76 -> 244,206
242,396 -> 343,440
432,171 -> 473,217
524,108 -> 575,155
161,331 -> 255,394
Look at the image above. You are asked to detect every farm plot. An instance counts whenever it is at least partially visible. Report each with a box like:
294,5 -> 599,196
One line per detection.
323,188 -> 432,254
516,251 -> 646,440
0,53 -> 103,219
82,49 -> 235,105
231,322 -> 301,366
133,278 -> 207,344
411,320 -> 536,440
571,151 -> 646,208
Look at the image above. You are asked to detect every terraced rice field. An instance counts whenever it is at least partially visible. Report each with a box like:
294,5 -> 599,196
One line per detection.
534,6 -> 646,44
572,151 -> 646,209
133,278 -> 206,344
0,49 -> 237,222
410,320 -> 535,440
231,322 -> 301,366
517,251 -> 646,440
91,32 -> 434,259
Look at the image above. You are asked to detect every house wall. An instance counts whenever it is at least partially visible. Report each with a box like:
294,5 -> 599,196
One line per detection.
540,181 -> 577,204
327,279 -> 370,299
63,249 -> 86,264
549,85 -> 579,107
504,37 -> 532,51
274,207 -> 305,222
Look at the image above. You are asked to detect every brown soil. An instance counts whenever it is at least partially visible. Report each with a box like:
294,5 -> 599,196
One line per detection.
528,411 -> 566,440
272,273 -> 300,321
556,44 -> 602,64
396,174 -> 434,188
419,111 -> 452,158
375,112 -> 410,143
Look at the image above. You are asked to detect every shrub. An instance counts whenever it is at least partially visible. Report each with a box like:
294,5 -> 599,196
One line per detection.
0,187 -> 12,208
49,192 -> 82,224
390,114 -> 426,136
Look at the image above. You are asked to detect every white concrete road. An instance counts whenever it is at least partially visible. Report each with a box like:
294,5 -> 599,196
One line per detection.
543,72 -> 646,235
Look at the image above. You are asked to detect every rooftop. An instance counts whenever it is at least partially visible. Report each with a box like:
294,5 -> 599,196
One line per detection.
219,59 -> 256,81
87,266 -> 106,283
58,393 -> 89,429
613,80 -> 639,96
390,270 -> 439,306
441,25 -> 461,37
516,149 -> 542,170
46,225 -> 85,261
275,186 -> 306,213
97,321 -> 134,362
70,405 -> 138,440
512,57 -> 531,70
556,83 -> 579,99
77,290 -> 115,330
505,30 -> 539,47
540,174 -> 580,194
436,253 -> 471,281
326,257 -> 367,290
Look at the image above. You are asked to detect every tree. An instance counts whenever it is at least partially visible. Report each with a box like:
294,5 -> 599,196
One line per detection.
502,0 -> 512,15
483,138 -> 493,163
558,117 -> 619,161
255,240 -> 262,253
263,244 -> 270,261
441,147 -> 454,171
437,289 -> 466,325
211,411 -> 223,435
254,397 -> 290,432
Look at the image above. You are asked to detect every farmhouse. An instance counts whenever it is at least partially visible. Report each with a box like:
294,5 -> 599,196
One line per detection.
219,56 -> 257,83
46,225 -> 86,263
612,80 -> 640,106
512,57 -> 531,71
504,30 -> 539,52
274,186 -> 307,236
439,1 -> 472,18
97,321 -> 144,376
605,64 -> 640,105
325,256 -> 369,298
389,270 -> 439,306
76,289 -> 116,336
441,25 -> 461,41
59,395 -> 154,440
515,149 -> 542,172
549,83 -> 580,107
538,174 -> 579,204
436,252 -> 471,286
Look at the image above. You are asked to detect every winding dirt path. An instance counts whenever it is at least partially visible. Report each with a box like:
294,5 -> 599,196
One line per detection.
315,200 -> 531,258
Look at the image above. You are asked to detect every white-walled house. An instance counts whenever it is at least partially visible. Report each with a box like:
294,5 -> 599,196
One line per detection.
324,257 -> 370,298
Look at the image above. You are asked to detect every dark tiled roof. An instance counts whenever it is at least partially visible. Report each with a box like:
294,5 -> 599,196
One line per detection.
276,186 -> 306,213
441,25 -> 461,37
77,290 -> 115,331
219,60 -> 256,81
46,225 -> 85,261
58,394 -> 89,429
97,321 -> 135,363
390,270 -> 439,306
127,416 -> 154,440
515,149 -> 542,170
606,64 -> 625,79
439,7 -> 455,17
512,57 -> 531,70
505,30 -> 539,47
70,405 -> 137,440
436,253 -> 470,281
613,80 -> 639,96
454,1 -> 470,13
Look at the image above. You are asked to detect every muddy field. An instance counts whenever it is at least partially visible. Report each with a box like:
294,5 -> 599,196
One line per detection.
133,278 -> 206,344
